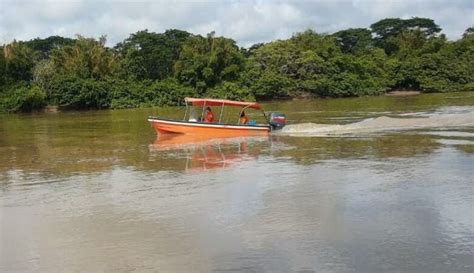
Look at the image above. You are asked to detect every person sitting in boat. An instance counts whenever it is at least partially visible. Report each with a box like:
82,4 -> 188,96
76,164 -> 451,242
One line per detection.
240,111 -> 248,125
204,107 -> 214,123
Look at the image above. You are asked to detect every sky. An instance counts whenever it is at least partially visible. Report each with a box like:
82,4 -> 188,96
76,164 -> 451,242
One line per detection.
0,0 -> 473,47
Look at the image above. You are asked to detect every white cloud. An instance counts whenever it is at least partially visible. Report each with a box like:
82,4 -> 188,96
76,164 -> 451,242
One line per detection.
0,0 -> 472,47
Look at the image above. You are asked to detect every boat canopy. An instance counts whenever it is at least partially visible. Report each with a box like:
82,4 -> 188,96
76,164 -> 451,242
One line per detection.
184,97 -> 261,110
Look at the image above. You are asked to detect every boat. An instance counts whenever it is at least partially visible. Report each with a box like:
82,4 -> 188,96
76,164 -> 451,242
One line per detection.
148,97 -> 286,136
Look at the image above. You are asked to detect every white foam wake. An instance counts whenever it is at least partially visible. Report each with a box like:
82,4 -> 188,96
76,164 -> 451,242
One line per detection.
278,112 -> 474,137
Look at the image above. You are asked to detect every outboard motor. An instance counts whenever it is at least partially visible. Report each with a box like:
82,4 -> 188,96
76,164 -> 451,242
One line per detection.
268,112 -> 286,130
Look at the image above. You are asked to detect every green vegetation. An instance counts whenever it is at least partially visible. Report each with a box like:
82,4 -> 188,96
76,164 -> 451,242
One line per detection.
1,17 -> 473,112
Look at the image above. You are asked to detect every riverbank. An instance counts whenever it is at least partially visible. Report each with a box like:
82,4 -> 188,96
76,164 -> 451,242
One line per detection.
385,90 -> 421,96
1,83 -> 472,114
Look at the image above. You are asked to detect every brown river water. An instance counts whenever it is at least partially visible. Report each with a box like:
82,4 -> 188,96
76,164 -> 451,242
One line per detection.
1,92 -> 473,272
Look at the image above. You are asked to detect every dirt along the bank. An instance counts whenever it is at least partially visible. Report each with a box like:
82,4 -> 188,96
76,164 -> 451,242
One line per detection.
385,90 -> 422,96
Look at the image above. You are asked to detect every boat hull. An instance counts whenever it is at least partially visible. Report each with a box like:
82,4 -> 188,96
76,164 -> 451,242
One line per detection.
148,117 -> 270,136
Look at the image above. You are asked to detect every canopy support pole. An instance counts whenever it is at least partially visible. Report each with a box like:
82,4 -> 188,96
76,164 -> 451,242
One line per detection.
262,110 -> 268,123
183,103 -> 189,121
218,101 -> 225,124
201,101 -> 207,122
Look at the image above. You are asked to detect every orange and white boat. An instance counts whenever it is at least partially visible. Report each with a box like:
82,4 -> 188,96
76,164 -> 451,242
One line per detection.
148,97 -> 286,136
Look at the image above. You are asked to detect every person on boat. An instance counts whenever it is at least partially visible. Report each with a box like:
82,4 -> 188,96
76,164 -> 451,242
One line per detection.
239,111 -> 248,125
204,107 -> 214,123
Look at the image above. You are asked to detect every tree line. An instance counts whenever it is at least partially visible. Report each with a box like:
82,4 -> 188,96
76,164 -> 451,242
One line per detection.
0,17 -> 473,112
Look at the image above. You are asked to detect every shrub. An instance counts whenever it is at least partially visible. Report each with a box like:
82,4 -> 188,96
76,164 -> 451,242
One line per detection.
462,82 -> 474,91
147,79 -> 197,106
0,84 -> 46,112
48,76 -> 112,109
109,78 -> 197,109
248,71 -> 293,99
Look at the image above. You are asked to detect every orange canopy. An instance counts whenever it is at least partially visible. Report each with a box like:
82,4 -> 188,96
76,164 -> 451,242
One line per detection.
185,97 -> 261,110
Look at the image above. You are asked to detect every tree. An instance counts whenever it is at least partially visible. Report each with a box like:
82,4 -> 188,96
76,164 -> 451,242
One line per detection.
0,46 -> 6,86
241,29 -> 392,98
242,43 -> 264,57
33,59 -> 56,93
463,26 -> 474,38
49,35 -> 119,79
396,29 -> 428,55
3,41 -> 39,82
207,81 -> 253,101
174,32 -> 245,92
371,17 -> 441,41
332,28 -> 372,54
22,36 -> 75,58
371,17 -> 441,54
249,70 -> 292,99
388,30 -> 472,92
404,17 -> 442,36
115,29 -> 191,80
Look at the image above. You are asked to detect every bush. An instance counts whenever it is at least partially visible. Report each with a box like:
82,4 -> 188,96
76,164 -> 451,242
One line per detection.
109,78 -> 197,109
0,84 -> 46,112
145,79 -> 196,106
109,79 -> 144,109
48,76 -> 112,109
462,82 -> 474,91
48,76 -> 85,107
248,71 -> 293,99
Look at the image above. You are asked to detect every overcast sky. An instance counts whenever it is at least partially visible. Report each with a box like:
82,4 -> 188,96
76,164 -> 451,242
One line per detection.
0,0 -> 473,47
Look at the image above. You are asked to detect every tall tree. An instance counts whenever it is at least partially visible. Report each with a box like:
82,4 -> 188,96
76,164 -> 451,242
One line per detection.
371,17 -> 441,54
0,46 -> 6,86
115,29 -> 191,80
404,17 -> 442,36
371,17 -> 441,40
332,28 -> 372,54
22,36 -> 75,58
3,41 -> 39,82
49,35 -> 118,79
174,32 -> 245,92
242,43 -> 264,57
463,26 -> 474,38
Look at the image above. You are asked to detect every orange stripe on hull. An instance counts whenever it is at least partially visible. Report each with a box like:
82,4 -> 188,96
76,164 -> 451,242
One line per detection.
149,119 -> 270,136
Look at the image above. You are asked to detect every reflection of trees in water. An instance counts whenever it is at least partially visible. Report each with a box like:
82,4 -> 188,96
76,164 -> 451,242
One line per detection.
453,144 -> 474,154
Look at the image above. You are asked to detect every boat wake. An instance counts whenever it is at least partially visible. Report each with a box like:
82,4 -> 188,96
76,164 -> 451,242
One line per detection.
277,107 -> 474,137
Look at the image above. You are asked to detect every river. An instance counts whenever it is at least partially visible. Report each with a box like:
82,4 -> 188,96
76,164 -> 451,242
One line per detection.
1,92 -> 473,272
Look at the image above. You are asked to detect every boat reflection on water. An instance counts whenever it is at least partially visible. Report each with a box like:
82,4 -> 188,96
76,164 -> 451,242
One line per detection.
149,134 -> 272,172
148,130 -> 446,173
